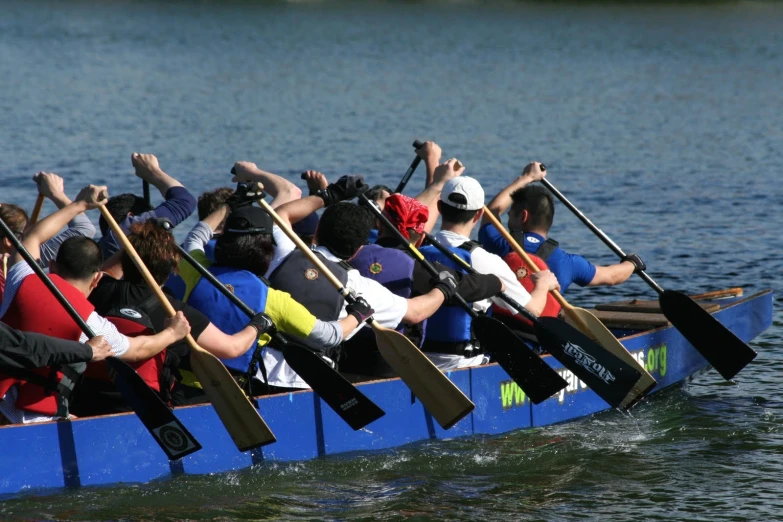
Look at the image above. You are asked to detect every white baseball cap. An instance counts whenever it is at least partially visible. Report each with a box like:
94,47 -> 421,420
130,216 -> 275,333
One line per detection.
440,176 -> 485,211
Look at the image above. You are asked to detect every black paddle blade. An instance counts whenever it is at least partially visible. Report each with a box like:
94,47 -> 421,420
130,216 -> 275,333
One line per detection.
659,290 -> 757,380
534,317 -> 642,409
107,358 -> 202,460
473,316 -> 567,404
280,342 -> 385,430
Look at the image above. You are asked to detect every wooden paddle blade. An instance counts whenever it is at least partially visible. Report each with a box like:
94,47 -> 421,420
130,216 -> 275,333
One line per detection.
107,358 -> 202,460
472,316 -> 566,404
280,342 -> 385,430
189,347 -> 277,451
563,306 -> 657,408
371,322 -> 474,429
534,317 -> 642,409
659,289 -> 757,380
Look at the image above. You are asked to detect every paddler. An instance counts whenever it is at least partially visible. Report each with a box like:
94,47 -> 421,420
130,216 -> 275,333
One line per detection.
418,174 -> 560,370
0,185 -> 190,424
479,162 -> 646,292
342,191 -> 504,377
228,167 -> 461,368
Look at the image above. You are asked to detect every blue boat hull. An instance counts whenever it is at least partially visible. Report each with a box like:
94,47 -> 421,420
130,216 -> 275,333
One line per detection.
0,290 -> 773,497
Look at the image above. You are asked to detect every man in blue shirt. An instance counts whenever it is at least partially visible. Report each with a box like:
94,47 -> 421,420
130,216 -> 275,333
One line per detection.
479,162 -> 645,294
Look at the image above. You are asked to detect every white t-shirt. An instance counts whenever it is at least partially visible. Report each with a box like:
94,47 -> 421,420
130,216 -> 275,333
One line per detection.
432,230 -> 531,314
0,262 -> 130,424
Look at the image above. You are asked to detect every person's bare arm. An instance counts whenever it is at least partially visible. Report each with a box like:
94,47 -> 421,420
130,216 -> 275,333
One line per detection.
483,162 -> 546,224
120,311 -> 190,362
588,262 -> 635,287
401,287 -> 446,324
414,158 -> 465,234
231,162 -> 302,209
418,141 -> 442,187
524,270 -> 560,317
12,185 -> 106,267
132,153 -> 184,196
195,322 -> 260,359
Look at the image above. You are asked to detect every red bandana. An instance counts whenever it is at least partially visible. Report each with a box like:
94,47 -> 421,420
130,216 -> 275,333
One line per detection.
382,194 -> 429,240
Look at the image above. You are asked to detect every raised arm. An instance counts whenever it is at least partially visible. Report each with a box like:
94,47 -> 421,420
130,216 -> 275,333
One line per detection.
132,153 -> 184,195
12,185 -> 106,267
414,157 -> 465,234
231,162 -> 302,209
483,162 -> 545,224
34,172 -> 97,266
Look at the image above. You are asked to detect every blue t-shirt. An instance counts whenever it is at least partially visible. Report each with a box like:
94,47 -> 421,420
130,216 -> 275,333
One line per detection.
478,223 -> 596,293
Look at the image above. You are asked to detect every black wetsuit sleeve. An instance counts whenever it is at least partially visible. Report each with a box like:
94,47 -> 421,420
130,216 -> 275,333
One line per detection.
0,323 -> 92,370
410,261 -> 502,303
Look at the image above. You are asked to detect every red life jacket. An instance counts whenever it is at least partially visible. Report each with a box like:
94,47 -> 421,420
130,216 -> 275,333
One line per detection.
82,307 -> 167,393
0,272 -> 93,416
491,251 -> 562,330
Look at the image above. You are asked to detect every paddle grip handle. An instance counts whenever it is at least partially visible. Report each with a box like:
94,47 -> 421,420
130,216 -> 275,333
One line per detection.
358,194 -> 477,317
393,140 -> 425,194
0,216 -> 96,338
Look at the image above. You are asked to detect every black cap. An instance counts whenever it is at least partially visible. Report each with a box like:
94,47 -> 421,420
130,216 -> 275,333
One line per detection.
224,206 -> 273,235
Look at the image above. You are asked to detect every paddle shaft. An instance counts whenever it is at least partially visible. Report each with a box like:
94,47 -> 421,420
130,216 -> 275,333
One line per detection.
359,195 -> 478,318
0,217 -> 94,337
393,140 -> 425,194
256,198 -> 475,428
100,205 -> 277,450
29,194 -> 45,226
143,181 -> 151,207
539,178 -> 664,294
0,213 -> 203,458
421,232 -> 538,322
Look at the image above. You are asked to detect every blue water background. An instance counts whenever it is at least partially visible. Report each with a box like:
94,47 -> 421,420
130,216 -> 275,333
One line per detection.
1,1 -> 782,520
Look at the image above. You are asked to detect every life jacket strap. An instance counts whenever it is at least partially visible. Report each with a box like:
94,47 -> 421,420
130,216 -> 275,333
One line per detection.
536,238 -> 559,261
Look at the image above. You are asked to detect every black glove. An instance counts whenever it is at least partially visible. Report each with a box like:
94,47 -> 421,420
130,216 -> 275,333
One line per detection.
247,313 -> 277,336
622,253 -> 646,273
431,271 -> 458,301
315,175 -> 368,206
345,296 -> 374,324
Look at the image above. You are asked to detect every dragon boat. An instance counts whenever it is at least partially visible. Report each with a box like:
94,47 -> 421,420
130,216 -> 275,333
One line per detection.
0,288 -> 773,498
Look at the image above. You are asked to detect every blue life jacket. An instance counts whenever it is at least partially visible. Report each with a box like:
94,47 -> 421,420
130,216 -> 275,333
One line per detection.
419,243 -> 474,343
350,243 -> 421,344
352,243 -> 415,300
185,266 -> 268,374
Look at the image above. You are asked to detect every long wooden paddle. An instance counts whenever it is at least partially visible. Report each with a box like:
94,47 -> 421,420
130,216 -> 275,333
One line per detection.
257,198 -> 474,429
482,210 -> 656,407
422,231 -> 643,410
0,215 -> 202,460
99,206 -> 276,451
160,223 -> 385,430
393,140 -> 424,194
29,194 -> 45,225
538,177 -> 757,380
359,194 -> 567,404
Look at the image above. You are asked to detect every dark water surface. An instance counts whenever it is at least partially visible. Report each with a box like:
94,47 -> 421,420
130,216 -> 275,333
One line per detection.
1,1 -> 782,520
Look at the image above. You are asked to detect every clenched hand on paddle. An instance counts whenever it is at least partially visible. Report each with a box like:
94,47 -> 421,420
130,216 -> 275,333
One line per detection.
535,169 -> 756,380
